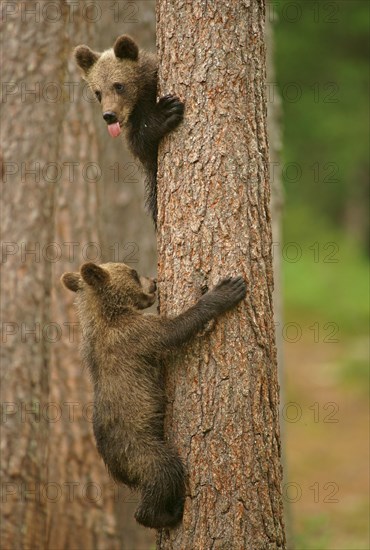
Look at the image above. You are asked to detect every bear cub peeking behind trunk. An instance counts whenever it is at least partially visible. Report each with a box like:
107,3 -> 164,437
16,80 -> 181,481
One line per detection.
61,262 -> 246,529
74,35 -> 184,227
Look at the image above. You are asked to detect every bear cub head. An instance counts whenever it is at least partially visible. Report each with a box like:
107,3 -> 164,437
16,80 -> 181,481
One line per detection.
74,35 -> 150,137
61,262 -> 157,313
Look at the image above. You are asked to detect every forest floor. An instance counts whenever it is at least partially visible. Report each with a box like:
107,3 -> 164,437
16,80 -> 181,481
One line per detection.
284,333 -> 369,550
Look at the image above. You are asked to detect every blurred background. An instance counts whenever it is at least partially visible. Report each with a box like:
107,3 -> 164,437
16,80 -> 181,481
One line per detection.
269,1 -> 369,550
274,2 -> 369,548
2,1 -> 368,549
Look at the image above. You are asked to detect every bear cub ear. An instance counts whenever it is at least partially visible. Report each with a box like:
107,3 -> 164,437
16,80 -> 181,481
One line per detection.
113,35 -> 139,61
74,45 -> 100,73
80,263 -> 109,288
61,272 -> 81,293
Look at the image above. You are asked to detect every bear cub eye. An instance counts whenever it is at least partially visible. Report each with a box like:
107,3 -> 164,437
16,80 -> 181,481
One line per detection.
113,83 -> 125,94
95,90 -> 102,102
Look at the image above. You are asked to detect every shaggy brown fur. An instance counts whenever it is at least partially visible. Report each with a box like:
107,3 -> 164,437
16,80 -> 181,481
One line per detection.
61,262 -> 246,528
74,35 -> 184,227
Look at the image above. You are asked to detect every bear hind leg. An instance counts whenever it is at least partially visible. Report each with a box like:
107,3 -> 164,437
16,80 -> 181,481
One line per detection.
134,448 -> 185,529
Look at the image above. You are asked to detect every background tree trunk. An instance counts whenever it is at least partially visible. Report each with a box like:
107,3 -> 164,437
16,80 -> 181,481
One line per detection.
1,2 -> 155,548
156,1 -> 286,548
266,14 -> 294,549
266,16 -> 284,392
48,2 -> 156,548
46,7 -> 121,548
1,7 -> 64,548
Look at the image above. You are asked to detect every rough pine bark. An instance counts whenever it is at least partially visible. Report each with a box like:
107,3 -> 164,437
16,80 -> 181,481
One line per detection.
156,1 -> 286,548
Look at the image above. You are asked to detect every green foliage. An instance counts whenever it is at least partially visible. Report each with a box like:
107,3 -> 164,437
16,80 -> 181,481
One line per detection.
274,0 -> 369,246
274,0 -> 370,335
283,206 -> 369,335
339,355 -> 369,395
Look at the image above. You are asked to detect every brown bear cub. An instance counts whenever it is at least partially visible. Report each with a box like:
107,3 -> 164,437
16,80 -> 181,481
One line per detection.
61,262 -> 246,529
74,35 -> 184,227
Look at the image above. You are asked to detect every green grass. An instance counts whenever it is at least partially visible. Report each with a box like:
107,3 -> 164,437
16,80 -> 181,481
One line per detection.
338,356 -> 369,395
293,514 -> 331,550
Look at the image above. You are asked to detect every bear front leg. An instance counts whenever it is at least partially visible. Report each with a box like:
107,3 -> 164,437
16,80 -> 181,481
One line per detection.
155,94 -> 185,139
160,276 -> 247,349
131,96 -> 183,156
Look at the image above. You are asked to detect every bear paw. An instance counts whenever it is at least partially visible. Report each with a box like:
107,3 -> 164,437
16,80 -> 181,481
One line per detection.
206,276 -> 247,312
157,94 -> 185,134
135,504 -> 182,529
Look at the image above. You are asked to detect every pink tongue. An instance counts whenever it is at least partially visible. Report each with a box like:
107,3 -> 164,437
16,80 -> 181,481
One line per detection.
107,122 -> 121,138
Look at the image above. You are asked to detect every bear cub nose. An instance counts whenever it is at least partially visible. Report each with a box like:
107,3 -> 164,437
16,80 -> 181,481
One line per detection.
103,111 -> 118,124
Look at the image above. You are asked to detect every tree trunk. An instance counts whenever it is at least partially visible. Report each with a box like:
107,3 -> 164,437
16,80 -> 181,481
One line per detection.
2,3 -> 133,548
266,14 -> 294,548
48,2 -> 156,548
156,1 -> 286,548
46,7 -> 122,548
265,16 -> 284,388
1,6 -> 64,548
